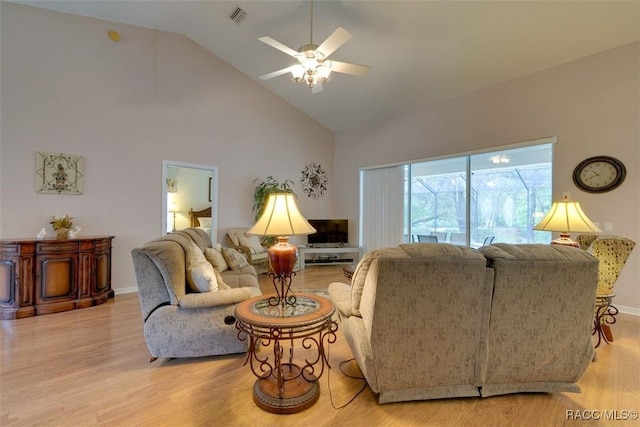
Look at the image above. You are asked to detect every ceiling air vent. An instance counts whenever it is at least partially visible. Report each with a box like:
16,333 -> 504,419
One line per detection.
229,7 -> 247,25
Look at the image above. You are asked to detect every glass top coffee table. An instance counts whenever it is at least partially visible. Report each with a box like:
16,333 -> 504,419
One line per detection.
235,293 -> 338,414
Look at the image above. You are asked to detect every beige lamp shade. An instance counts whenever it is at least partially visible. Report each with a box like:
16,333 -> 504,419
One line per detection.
247,193 -> 316,237
168,202 -> 180,213
533,196 -> 601,247
247,193 -> 316,296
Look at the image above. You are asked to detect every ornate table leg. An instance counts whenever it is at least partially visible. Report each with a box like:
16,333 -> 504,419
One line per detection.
593,295 -> 618,348
237,320 -> 337,414
235,294 -> 338,413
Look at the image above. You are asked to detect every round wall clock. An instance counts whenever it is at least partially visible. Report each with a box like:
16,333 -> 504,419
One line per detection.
301,162 -> 327,198
572,156 -> 626,193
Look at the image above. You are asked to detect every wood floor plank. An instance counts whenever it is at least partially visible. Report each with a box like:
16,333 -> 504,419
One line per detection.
1,266 -> 638,426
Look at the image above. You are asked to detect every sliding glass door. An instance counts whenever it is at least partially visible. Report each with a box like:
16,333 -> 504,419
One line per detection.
469,144 -> 552,246
406,157 -> 468,244
361,140 -> 553,251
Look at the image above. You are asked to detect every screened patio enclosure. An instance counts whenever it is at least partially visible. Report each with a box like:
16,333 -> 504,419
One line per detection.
406,162 -> 552,246
361,141 -> 554,252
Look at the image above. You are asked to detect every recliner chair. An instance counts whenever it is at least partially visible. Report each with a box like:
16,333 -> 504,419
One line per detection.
131,228 -> 262,360
225,227 -> 270,273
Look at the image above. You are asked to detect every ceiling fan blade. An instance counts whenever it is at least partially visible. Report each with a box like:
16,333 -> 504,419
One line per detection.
312,82 -> 323,94
258,37 -> 300,58
329,61 -> 370,76
316,27 -> 351,58
259,65 -> 298,80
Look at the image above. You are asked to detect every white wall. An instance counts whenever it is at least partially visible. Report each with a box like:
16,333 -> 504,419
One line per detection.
0,3 -> 335,292
335,42 -> 640,311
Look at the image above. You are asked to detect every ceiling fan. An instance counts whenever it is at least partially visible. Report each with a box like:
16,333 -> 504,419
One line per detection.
258,0 -> 370,94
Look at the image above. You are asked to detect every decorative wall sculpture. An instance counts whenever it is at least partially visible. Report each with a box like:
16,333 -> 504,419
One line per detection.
301,162 -> 327,198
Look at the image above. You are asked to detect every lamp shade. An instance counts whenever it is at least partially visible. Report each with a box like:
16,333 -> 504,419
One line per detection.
533,196 -> 601,233
247,193 -> 316,237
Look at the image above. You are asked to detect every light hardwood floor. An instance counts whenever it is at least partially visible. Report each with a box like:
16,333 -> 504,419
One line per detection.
1,266 -> 639,426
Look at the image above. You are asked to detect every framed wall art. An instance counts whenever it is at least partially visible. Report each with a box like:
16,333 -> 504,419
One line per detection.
35,152 -> 84,195
166,178 -> 178,193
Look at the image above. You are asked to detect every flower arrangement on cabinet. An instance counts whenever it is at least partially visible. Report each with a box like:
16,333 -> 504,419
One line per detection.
50,214 -> 74,230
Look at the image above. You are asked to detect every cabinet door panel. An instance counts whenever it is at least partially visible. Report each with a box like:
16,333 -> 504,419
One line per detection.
38,256 -> 76,300
94,252 -> 110,293
0,260 -> 15,304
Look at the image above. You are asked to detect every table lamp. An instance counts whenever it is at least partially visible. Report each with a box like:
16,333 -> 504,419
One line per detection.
169,202 -> 180,232
533,195 -> 601,247
247,192 -> 316,305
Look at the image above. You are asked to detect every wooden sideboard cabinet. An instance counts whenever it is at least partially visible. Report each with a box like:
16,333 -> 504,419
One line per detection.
0,236 -> 114,319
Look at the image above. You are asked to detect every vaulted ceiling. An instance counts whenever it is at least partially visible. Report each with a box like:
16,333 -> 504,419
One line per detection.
15,1 -> 640,132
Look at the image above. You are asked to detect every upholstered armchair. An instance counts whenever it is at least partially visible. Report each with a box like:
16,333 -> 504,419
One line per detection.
225,227 -> 270,274
576,234 -> 636,346
131,228 -> 262,360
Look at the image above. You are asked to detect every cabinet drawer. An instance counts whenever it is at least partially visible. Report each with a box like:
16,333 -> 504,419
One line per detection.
0,243 -> 20,256
79,240 -> 111,251
94,240 -> 111,251
36,242 -> 79,254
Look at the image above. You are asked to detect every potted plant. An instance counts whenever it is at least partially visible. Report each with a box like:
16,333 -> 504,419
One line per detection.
50,214 -> 74,239
252,177 -> 295,246
252,176 -> 295,221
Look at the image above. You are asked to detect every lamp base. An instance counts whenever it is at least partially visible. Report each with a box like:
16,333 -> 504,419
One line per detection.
550,233 -> 580,248
267,236 -> 298,306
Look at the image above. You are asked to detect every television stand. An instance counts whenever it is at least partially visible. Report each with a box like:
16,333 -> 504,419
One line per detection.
298,246 -> 363,269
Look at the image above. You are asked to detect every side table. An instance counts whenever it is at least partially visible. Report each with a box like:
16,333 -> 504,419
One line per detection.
593,294 -> 618,347
235,293 -> 338,413
343,263 -> 357,281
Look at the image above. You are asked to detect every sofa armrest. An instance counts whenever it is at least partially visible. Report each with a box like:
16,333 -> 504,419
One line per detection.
179,287 -> 253,308
328,282 -> 354,317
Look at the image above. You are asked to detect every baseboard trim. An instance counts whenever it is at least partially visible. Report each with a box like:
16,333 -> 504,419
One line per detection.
617,305 -> 640,317
114,286 -> 138,295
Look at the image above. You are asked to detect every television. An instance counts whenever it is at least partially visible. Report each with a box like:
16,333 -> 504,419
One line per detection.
307,219 -> 349,245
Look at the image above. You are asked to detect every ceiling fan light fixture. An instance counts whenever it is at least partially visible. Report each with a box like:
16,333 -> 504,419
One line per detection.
306,70 -> 318,88
291,65 -> 306,83
259,0 -> 369,93
317,62 -> 331,83
301,56 -> 318,70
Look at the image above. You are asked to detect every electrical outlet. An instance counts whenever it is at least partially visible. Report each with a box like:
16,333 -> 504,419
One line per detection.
593,222 -> 601,230
604,223 -> 613,232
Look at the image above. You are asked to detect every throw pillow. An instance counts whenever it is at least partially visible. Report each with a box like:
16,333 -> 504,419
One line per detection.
198,217 -> 212,228
204,244 -> 229,272
186,241 -> 218,292
187,262 -> 219,293
238,235 -> 265,254
214,269 -> 230,290
222,247 -> 249,270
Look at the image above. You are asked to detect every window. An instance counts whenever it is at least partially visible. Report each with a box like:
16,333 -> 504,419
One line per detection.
361,140 -> 553,251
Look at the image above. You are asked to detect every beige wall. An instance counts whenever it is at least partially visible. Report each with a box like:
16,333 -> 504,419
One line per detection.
335,42 -> 639,312
0,3 -> 335,292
